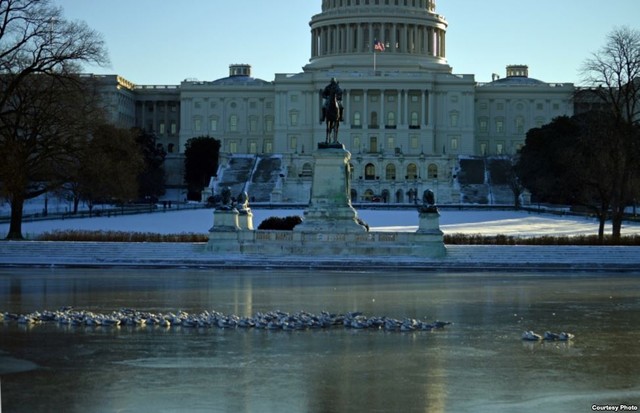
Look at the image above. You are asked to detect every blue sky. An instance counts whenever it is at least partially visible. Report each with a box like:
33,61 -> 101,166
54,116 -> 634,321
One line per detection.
54,0 -> 639,86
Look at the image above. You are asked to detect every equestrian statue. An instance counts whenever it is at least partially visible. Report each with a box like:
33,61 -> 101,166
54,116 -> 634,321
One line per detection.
320,78 -> 344,145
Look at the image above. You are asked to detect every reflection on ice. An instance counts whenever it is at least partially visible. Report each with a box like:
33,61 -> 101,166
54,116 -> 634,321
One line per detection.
1,268 -> 639,413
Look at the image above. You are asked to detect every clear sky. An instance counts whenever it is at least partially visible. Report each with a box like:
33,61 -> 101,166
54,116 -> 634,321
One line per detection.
53,0 -> 639,86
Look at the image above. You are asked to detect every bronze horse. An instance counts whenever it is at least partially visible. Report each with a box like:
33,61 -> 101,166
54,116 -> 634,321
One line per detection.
325,91 -> 340,144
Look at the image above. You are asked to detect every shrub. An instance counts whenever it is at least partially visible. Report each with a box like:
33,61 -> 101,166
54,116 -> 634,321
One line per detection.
36,230 -> 208,243
257,215 -> 303,231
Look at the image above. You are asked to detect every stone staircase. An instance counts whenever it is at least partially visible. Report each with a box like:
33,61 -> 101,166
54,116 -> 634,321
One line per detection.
457,157 -> 517,206
1,241 -> 639,270
247,156 -> 282,202
214,156 -> 256,198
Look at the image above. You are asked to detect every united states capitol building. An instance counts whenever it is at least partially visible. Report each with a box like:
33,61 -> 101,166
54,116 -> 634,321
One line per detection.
95,0 -> 574,205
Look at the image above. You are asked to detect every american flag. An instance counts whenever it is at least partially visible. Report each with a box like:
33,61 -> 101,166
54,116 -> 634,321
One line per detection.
374,39 -> 385,52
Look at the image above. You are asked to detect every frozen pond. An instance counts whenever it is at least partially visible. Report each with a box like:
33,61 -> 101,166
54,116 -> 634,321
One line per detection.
1,268 -> 639,412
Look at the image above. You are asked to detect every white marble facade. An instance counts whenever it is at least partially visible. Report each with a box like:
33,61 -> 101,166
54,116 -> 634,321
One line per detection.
99,1 -> 575,203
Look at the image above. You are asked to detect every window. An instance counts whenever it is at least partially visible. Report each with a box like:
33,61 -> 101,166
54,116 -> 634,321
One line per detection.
495,118 -> 504,134
265,116 -> 274,132
210,118 -> 218,132
386,111 -> 396,127
194,117 -> 202,132
289,135 -> 297,150
479,118 -> 488,133
353,134 -> 361,150
410,134 -> 419,149
159,121 -> 165,135
249,141 -> 258,154
170,122 -> 177,135
515,116 -> 525,134
450,136 -> 459,151
353,111 -> 362,127
229,141 -> 238,153
249,116 -> 258,133
496,102 -> 504,111
479,141 -> 488,155
229,115 -> 238,132
406,163 -> 418,180
369,136 -> 378,153
301,163 -> 313,177
427,164 -> 438,179
386,135 -> 395,150
290,94 -> 298,102
536,102 -> 544,110
385,163 -> 396,180
289,110 -> 298,126
365,163 -> 376,180
450,111 -> 459,128
370,111 -> 378,128
264,140 -> 273,153
410,112 -> 419,128
194,101 -> 201,109
496,142 -> 504,155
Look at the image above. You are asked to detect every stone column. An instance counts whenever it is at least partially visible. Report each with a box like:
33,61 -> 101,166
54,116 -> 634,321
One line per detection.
392,23 -> 397,52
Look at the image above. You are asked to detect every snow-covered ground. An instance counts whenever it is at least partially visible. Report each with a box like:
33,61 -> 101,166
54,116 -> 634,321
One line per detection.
3,207 -> 640,239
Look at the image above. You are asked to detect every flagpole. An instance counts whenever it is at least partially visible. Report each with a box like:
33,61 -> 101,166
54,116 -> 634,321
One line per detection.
374,50 -> 377,72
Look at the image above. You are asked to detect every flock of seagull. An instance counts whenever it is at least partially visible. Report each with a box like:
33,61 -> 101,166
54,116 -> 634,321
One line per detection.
522,330 -> 575,341
3,308 -> 578,340
2,307 -> 453,332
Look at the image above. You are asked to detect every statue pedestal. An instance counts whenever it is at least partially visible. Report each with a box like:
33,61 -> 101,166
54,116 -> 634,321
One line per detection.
206,209 -> 241,253
295,145 -> 366,233
417,210 -> 443,234
210,208 -> 240,232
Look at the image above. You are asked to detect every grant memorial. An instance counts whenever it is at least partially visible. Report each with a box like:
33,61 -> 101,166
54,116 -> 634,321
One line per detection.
206,140 -> 446,259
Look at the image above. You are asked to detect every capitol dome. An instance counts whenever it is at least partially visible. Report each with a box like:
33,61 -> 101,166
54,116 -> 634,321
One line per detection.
304,0 -> 451,73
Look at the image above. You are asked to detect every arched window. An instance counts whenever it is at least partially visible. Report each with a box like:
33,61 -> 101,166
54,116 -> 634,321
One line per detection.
365,163 -> 376,180
427,164 -> 438,179
406,163 -> 418,180
385,163 -> 396,180
395,189 -> 404,203
353,111 -> 361,127
370,111 -> 378,128
381,189 -> 390,203
301,163 -> 313,177
363,189 -> 375,201
386,111 -> 396,128
410,111 -> 419,128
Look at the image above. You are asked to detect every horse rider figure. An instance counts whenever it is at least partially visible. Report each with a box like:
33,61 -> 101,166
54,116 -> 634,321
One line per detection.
320,77 -> 344,123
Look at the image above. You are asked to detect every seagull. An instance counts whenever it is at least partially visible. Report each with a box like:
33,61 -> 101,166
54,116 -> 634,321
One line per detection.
522,330 -> 542,341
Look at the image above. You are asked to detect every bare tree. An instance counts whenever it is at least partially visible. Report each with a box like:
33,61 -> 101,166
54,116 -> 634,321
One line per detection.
0,0 -> 109,239
581,26 -> 640,239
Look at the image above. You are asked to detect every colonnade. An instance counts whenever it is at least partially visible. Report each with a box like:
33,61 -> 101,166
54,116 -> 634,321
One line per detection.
311,22 -> 445,58
325,88 -> 434,128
